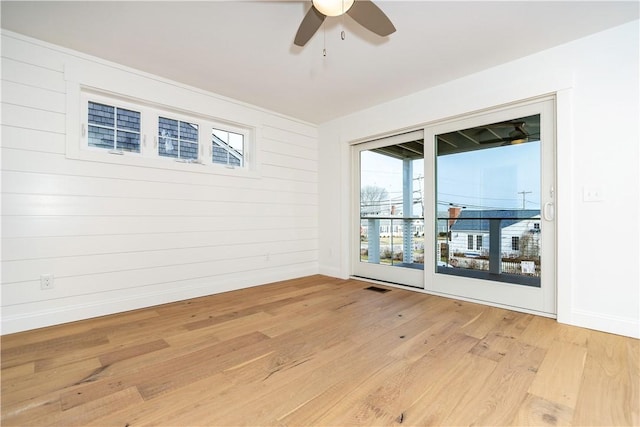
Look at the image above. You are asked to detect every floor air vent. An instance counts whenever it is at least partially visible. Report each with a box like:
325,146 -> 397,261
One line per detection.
364,286 -> 391,293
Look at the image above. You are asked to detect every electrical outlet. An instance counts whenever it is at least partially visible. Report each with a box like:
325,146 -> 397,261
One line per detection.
40,274 -> 54,290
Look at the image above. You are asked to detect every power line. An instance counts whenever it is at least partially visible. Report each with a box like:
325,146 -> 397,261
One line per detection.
518,190 -> 532,209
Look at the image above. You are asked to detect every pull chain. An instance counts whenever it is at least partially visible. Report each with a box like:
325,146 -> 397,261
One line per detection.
323,0 -> 348,57
323,20 -> 327,57
340,0 -> 346,41
341,0 -> 346,40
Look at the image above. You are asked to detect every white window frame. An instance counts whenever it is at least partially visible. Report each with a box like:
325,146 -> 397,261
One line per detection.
82,92 -> 144,157
68,86 -> 257,177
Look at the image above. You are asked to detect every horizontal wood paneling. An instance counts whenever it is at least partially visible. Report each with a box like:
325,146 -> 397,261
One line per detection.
0,57 -> 65,92
1,170 -> 317,205
0,103 -> 65,134
261,150 -> 318,172
260,164 -> 318,183
0,34 -> 66,71
1,127 -> 66,154
1,32 -> 319,334
262,137 -> 317,160
3,250 -> 318,305
2,239 -> 319,284
1,193 -> 318,217
2,227 -> 318,260
1,215 -> 317,239
1,81 -> 66,113
1,148 -> 317,192
262,124 -> 317,148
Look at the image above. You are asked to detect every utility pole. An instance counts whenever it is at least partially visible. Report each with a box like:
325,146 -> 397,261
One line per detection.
518,190 -> 532,209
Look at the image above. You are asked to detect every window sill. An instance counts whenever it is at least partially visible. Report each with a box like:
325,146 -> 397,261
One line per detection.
66,147 -> 260,179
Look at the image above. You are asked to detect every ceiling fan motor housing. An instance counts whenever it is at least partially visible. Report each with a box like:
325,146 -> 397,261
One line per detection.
312,0 -> 355,17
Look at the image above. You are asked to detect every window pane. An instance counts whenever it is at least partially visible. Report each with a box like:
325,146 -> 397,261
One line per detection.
116,131 -> 140,153
160,118 -> 198,160
212,145 -> 228,164
228,132 -> 244,153
436,114 -> 542,286
180,140 -> 198,160
159,137 -> 178,158
159,117 -> 178,139
512,236 -> 520,251
88,102 -> 114,127
212,128 -> 244,166
180,122 -> 199,142
88,125 -> 114,149
117,108 -> 140,132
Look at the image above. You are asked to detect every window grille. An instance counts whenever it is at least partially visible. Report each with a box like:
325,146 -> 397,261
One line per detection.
159,117 -> 199,160
88,101 -> 140,153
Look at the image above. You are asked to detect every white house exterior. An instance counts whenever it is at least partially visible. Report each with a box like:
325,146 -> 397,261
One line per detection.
449,209 -> 541,258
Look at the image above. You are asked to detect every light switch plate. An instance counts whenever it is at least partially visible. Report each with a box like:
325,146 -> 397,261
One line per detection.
583,186 -> 604,202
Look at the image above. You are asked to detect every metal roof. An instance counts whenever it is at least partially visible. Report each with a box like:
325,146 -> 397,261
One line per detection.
450,209 -> 540,232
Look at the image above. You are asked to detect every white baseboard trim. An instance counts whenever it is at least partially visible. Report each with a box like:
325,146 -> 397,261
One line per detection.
563,309 -> 640,339
318,265 -> 348,280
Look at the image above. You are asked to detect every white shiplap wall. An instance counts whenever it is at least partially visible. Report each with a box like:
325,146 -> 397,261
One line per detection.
1,31 -> 319,334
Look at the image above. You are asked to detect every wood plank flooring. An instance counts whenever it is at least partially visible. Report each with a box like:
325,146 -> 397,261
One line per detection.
1,275 -> 638,426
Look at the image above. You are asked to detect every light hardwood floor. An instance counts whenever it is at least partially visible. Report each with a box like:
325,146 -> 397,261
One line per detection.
1,275 -> 638,426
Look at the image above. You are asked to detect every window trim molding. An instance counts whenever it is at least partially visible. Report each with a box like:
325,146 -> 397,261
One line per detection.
65,66 -> 259,178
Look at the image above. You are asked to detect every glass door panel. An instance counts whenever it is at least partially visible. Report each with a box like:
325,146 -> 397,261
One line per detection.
425,99 -> 556,315
352,131 -> 425,288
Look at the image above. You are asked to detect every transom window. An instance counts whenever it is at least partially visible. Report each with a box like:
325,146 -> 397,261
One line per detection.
80,91 -> 253,173
88,101 -> 141,153
158,117 -> 199,160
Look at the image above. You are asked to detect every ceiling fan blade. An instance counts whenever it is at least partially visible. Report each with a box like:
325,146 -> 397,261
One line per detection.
346,0 -> 395,37
294,5 -> 326,47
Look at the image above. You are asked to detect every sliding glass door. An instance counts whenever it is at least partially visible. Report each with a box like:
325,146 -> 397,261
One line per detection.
351,98 -> 556,316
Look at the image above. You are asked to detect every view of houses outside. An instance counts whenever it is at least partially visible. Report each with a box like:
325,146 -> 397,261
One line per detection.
441,208 -> 541,279
359,148 -> 424,267
437,132 -> 542,284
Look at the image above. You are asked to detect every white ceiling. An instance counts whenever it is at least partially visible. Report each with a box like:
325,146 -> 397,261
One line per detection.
1,1 -> 638,124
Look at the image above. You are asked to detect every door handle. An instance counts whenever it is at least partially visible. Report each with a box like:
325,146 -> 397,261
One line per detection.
543,202 -> 554,221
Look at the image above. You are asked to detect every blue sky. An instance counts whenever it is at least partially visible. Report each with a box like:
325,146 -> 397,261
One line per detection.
437,141 -> 541,210
361,140 -> 541,215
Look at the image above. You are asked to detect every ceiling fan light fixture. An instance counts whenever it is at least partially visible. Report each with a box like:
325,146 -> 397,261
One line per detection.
312,0 -> 355,17
508,128 -> 528,145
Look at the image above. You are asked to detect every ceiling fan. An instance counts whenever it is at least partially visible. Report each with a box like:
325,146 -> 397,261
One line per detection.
476,122 -> 534,145
294,0 -> 396,47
